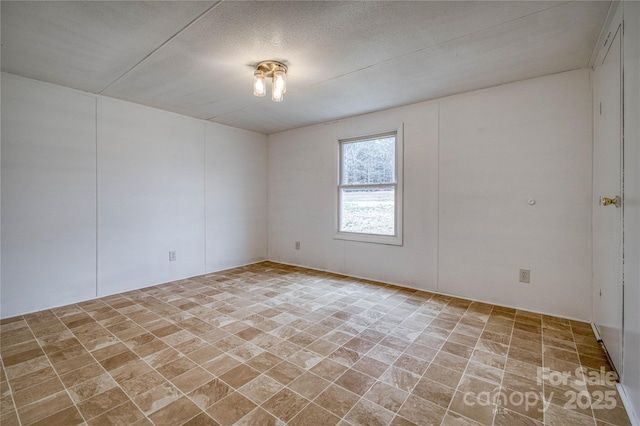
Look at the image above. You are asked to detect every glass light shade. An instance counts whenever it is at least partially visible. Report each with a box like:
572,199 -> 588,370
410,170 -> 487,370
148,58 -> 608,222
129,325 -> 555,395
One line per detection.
253,70 -> 266,96
272,85 -> 284,102
273,68 -> 286,94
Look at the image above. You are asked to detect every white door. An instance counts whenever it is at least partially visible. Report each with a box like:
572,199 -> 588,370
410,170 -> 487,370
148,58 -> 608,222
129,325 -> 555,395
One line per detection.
593,23 -> 623,374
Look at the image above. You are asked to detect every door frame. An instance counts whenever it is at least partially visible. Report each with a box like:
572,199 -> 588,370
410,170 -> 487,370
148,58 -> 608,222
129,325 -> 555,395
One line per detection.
591,2 -> 625,376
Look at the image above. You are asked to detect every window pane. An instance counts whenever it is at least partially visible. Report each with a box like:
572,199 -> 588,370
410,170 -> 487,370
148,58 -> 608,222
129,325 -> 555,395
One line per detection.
341,136 -> 395,185
340,187 -> 395,235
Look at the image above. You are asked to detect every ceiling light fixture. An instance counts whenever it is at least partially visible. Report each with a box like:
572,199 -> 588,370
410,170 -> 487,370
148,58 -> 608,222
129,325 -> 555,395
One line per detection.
253,61 -> 287,102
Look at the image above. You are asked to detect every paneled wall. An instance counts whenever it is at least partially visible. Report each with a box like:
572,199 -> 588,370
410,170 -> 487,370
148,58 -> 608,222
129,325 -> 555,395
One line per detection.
2,73 -> 98,316
268,69 -> 593,320
1,73 -> 268,317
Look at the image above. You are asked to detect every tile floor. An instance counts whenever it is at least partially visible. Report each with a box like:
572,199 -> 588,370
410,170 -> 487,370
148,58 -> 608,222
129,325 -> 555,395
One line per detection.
0,261 -> 632,426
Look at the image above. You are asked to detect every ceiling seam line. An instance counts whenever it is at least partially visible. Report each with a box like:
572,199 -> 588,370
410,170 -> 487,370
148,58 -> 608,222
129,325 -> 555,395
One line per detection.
97,0 -> 224,95
204,0 -> 577,120
297,0 -> 577,88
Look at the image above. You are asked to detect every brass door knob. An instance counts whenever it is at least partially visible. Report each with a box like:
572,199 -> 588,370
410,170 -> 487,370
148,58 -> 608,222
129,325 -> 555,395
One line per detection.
601,196 -> 621,207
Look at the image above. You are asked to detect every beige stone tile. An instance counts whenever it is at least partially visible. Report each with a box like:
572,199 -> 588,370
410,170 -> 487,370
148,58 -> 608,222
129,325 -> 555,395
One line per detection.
245,351 -> 283,373
393,353 -> 430,375
17,391 -> 73,425
366,344 -> 401,364
91,342 -> 128,361
442,341 -> 474,359
288,371 -> 331,400
68,373 -> 118,403
423,363 -> 464,389
289,403 -> 340,426
29,405 -> 84,426
505,357 -> 541,382
145,347 -> 182,369
465,361 -> 504,385
404,342 -> 439,361
202,354 -> 241,376
188,378 -> 232,410
87,400 -> 145,426
287,348 -> 324,369
432,351 -> 469,373
133,381 -> 181,415
352,356 -> 390,379
171,366 -> 214,393
379,365 -> 421,392
182,412 -> 221,426
120,370 -> 166,397
207,392 -> 256,425
262,388 -> 310,422
13,376 -> 65,408
148,396 -> 202,426
264,360 -> 305,385
237,375 -> 283,405
306,338 -> 339,356
8,366 -> 57,393
188,345 -> 224,365
494,407 -> 543,426
398,394 -> 447,425
442,411 -> 485,426
345,398 -> 396,426
364,381 -> 408,412
328,346 -> 362,367
309,359 -> 350,381
219,364 -> 261,389
235,407 -> 283,426
157,356 -> 198,380
449,391 -> 496,425
413,378 -> 456,409
335,368 -> 377,396
77,387 -> 129,420
5,356 -> 51,380
314,384 -> 360,418
132,338 -> 170,358
2,345 -> 44,367
228,342 -> 264,361
543,401 -> 597,425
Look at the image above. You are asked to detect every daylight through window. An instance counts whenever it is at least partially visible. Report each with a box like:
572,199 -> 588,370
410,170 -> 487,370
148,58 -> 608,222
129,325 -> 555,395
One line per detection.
338,131 -> 402,244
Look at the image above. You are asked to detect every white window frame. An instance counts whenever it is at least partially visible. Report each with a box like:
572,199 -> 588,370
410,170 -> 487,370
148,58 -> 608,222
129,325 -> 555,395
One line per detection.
335,125 -> 403,246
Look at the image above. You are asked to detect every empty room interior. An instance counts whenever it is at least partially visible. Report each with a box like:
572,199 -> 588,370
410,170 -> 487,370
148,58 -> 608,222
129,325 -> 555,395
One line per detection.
1,1 -> 639,426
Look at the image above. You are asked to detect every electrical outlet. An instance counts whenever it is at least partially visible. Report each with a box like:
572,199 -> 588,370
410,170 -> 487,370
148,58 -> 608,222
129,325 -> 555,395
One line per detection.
295,241 -> 301,250
169,251 -> 177,262
519,269 -> 530,283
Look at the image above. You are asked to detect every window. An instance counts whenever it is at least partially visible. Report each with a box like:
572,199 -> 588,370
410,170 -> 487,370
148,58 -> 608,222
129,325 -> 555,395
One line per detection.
337,129 -> 403,245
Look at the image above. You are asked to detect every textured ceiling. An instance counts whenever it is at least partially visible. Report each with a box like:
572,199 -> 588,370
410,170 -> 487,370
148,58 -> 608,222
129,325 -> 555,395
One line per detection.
1,1 -> 610,134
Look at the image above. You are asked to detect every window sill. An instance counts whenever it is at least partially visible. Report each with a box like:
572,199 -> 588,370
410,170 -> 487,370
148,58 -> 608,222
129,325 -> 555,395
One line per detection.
334,232 -> 403,246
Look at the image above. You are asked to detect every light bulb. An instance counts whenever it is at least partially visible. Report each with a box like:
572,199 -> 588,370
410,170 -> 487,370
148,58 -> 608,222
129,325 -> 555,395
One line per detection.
253,70 -> 266,97
272,85 -> 284,102
273,68 -> 286,94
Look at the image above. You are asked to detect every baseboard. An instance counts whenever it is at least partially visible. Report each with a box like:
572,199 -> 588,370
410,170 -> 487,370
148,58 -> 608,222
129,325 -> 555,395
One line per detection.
617,382 -> 640,426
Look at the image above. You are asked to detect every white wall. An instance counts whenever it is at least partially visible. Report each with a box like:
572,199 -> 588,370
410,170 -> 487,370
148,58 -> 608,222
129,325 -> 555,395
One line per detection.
268,102 -> 439,290
1,73 -> 268,318
622,1 -> 640,422
1,73 -> 97,316
268,69 -> 593,320
97,98 -> 206,295
438,70 -> 592,320
205,123 -> 267,272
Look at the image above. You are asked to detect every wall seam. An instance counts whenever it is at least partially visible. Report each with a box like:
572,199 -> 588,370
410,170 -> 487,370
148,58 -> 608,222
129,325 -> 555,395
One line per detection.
203,124 -> 208,273
95,96 -> 99,298
436,101 -> 441,293
266,134 -> 270,262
